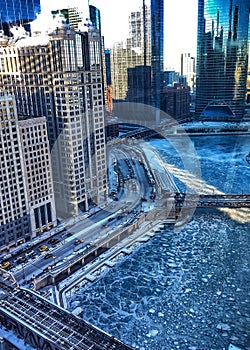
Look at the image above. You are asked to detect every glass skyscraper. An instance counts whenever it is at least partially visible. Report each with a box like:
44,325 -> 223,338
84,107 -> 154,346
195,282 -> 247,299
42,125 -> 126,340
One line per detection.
151,0 -> 164,111
196,0 -> 250,119
0,0 -> 41,36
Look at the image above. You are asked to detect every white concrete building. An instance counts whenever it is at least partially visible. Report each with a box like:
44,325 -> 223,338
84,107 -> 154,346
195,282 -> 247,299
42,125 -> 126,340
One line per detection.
18,116 -> 57,235
0,93 -> 56,253
0,12 -> 107,218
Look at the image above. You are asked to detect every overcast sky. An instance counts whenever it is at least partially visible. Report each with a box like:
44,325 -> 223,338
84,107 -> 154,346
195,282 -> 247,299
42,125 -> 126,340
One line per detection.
41,0 -> 198,71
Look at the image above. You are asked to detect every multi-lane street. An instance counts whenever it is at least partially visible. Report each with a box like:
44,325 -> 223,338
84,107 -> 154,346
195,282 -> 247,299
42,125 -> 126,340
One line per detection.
3,144 -> 157,288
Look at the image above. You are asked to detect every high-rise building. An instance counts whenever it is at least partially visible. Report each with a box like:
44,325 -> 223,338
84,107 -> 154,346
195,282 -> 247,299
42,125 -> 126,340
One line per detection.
111,41 -> 142,101
196,0 -> 250,119
180,53 -> 196,91
0,92 -> 56,254
0,0 -> 41,37
18,116 -> 57,235
0,92 -> 30,252
161,83 -> 190,120
110,0 -> 164,116
0,12 -> 107,218
150,0 -> 164,112
127,65 -> 151,104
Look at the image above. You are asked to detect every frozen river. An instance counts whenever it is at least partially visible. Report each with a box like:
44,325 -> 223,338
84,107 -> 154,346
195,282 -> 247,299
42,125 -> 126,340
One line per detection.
69,134 -> 250,350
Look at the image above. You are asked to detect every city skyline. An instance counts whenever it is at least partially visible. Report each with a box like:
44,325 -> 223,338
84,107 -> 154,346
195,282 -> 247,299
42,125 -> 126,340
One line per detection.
41,0 -> 198,71
0,1 -> 249,349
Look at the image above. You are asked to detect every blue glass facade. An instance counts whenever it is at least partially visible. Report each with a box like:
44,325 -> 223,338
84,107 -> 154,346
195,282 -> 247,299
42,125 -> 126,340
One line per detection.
0,0 -> 41,36
196,0 -> 250,119
89,5 -> 101,31
151,0 -> 164,110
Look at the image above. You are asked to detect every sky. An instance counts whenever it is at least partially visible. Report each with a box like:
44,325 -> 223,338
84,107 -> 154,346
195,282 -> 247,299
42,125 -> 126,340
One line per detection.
40,0 -> 198,71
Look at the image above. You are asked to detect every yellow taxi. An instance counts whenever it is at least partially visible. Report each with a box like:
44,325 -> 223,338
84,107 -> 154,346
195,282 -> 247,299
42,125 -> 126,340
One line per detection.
0,261 -> 10,269
38,245 -> 48,252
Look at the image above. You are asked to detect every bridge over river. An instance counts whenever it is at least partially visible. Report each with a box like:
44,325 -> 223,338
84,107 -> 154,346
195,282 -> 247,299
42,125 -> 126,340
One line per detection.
174,193 -> 250,209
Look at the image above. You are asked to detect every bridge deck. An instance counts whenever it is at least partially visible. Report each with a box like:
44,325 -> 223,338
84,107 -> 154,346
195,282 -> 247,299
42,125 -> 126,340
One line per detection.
174,193 -> 250,208
0,283 -> 134,350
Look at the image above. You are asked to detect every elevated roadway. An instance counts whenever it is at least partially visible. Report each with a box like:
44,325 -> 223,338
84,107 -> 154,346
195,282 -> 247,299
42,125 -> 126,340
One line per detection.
0,281 -> 134,350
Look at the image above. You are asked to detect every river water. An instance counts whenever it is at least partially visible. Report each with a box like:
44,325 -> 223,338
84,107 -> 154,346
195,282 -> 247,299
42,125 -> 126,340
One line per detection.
69,134 -> 250,350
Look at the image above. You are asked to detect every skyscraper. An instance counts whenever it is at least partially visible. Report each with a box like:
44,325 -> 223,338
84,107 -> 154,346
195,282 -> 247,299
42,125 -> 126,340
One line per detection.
18,116 -> 57,235
110,0 -> 164,116
196,0 -> 250,119
180,53 -> 196,91
0,11 -> 107,218
150,0 -> 164,112
0,92 -> 30,252
0,0 -> 41,37
0,92 -> 56,253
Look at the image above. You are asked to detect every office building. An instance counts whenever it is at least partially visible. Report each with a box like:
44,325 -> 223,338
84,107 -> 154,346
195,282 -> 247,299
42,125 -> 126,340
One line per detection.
0,0 -> 41,37
162,71 -> 179,87
0,92 -> 30,252
161,83 -> 190,120
111,42 -> 140,101
0,12 -> 107,218
126,65 -> 151,104
110,0 -> 164,115
0,92 -> 56,253
150,0 -> 164,111
18,116 -> 57,234
180,53 -> 196,91
196,0 -> 250,119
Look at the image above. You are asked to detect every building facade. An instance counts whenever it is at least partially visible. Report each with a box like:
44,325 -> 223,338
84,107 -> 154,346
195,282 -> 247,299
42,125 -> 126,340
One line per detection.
18,116 -> 57,234
0,93 -> 56,253
0,92 -> 30,251
150,0 -> 164,112
0,14 -> 107,218
180,53 -> 196,91
110,0 -> 164,116
0,0 -> 41,37
161,83 -> 190,120
196,0 -> 250,119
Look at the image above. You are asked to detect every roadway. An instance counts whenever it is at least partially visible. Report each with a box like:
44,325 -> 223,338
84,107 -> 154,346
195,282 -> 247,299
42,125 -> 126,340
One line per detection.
9,145 -> 156,288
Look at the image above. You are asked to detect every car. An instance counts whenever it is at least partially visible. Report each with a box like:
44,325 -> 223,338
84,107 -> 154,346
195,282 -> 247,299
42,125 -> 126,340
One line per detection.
74,239 -> 82,245
25,250 -> 36,258
55,224 -> 66,233
62,231 -> 72,238
44,253 -> 54,259
102,224 -> 108,228
0,261 -> 10,269
39,245 -> 48,252
48,238 -> 60,245
15,256 -> 27,264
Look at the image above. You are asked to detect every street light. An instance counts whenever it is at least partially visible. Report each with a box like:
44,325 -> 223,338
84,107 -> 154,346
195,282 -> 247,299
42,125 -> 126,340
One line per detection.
53,255 -> 57,266
22,263 -> 25,280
